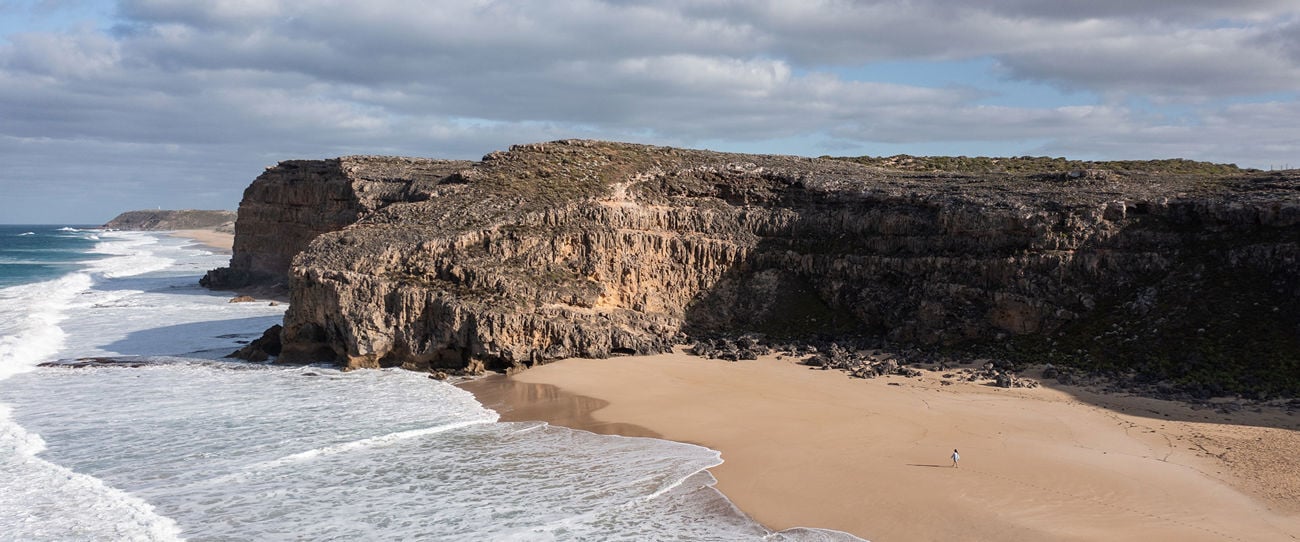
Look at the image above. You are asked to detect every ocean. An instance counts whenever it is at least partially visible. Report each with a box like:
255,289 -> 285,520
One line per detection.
0,225 -> 861,541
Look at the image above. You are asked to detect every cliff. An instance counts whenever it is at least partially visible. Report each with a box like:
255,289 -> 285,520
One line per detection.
201,156 -> 472,289
103,209 -> 236,231
213,140 -> 1300,396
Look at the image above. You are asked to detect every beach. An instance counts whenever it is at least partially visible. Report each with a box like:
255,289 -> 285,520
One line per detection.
6,227 -> 835,541
170,229 -> 233,253
126,227 -> 1300,540
463,350 -> 1300,541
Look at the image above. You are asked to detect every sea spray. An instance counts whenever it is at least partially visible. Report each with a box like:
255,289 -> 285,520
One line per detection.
0,229 -> 188,541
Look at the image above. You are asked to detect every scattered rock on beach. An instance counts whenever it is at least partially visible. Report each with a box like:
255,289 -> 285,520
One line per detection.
688,336 -> 771,362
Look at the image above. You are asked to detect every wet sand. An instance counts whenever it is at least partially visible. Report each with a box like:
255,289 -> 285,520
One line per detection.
461,350 -> 1300,541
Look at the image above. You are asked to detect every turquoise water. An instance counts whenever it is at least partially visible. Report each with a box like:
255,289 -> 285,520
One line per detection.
0,225 -> 102,288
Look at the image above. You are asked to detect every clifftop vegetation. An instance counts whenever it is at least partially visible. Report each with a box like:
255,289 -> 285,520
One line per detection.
830,154 -> 1249,176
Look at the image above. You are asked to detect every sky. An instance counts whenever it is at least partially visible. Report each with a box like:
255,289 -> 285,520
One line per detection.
2,0 -> 1299,224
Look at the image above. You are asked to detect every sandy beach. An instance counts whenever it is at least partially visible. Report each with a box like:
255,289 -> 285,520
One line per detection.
463,350 -> 1300,541
171,229 -> 234,253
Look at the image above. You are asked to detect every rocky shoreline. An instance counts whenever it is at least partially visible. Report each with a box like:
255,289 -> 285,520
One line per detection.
678,331 -> 1300,414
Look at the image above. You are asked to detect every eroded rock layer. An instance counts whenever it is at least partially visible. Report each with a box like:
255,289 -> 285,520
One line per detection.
217,140 -> 1300,395
201,156 -> 471,289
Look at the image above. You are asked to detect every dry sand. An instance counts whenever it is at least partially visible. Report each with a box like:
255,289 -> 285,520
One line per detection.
171,229 -> 233,253
463,350 -> 1300,542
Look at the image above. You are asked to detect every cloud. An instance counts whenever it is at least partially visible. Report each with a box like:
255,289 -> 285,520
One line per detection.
1,0 -> 1298,222
997,24 -> 1300,98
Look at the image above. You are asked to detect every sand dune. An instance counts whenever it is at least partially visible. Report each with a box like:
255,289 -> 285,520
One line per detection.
463,350 -> 1300,542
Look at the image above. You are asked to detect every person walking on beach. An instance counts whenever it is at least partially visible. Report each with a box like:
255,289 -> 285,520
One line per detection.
951,449 -> 960,468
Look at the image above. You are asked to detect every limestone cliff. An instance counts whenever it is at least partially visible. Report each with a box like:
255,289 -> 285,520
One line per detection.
103,209 -> 235,231
201,156 -> 471,289
215,140 -> 1300,396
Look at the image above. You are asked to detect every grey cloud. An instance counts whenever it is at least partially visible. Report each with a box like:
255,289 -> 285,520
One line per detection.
994,24 -> 1300,98
2,0 -> 1300,222
95,1 -> 1300,99
943,0 -> 1297,22
1038,100 -> 1300,166
1254,18 -> 1300,62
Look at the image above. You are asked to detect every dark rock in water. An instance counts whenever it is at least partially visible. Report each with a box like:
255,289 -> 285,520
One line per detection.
203,140 -> 1299,395
38,357 -> 150,369
228,295 -> 256,303
227,324 -> 283,362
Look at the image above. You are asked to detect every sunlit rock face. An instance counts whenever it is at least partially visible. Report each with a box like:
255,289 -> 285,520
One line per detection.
214,140 -> 1300,395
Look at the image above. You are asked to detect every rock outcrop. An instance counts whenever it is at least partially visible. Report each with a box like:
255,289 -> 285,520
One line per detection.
201,156 -> 471,289
212,140 -> 1300,396
103,209 -> 236,231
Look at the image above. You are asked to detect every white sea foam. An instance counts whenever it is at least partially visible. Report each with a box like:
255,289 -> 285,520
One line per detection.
0,272 -> 89,381
84,232 -> 174,278
247,419 -> 498,471
0,403 -> 184,541
0,232 -> 868,541
0,231 -> 238,542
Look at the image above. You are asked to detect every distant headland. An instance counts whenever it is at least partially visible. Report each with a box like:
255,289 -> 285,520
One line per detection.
103,209 -> 236,232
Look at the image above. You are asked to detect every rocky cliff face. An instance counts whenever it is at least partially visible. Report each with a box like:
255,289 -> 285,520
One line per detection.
201,156 -> 471,289
217,140 -> 1300,396
103,209 -> 236,231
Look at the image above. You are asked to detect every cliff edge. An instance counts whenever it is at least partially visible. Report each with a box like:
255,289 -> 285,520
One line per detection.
211,140 -> 1300,396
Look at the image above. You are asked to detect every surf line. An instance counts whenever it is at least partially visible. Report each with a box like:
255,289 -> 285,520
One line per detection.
199,419 -> 496,485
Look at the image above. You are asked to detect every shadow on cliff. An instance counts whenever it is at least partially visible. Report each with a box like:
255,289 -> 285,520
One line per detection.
671,192 -> 1299,428
681,265 -> 868,341
98,315 -> 284,358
